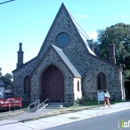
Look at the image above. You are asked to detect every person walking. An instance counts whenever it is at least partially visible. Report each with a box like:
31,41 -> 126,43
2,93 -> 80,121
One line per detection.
103,89 -> 111,109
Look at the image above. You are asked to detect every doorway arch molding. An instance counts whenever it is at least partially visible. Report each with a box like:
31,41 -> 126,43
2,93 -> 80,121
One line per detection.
31,61 -> 74,103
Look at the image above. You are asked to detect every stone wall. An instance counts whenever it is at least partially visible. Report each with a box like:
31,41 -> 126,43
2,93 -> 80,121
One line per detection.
13,58 -> 39,103
31,48 -> 75,105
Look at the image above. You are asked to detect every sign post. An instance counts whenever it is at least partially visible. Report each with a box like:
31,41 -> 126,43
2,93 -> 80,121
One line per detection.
97,90 -> 104,104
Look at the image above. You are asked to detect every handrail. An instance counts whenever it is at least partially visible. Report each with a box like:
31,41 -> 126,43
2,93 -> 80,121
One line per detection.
43,98 -> 50,104
36,98 -> 50,112
28,99 -> 40,111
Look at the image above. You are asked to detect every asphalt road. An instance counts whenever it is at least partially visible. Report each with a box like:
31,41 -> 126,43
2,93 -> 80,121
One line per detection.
45,109 -> 130,130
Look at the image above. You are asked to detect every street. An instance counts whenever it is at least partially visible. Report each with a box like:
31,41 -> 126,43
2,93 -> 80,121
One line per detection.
45,109 -> 130,130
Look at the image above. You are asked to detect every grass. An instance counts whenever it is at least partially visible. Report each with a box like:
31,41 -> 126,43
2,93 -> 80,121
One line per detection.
21,102 -> 103,122
75,100 -> 124,106
0,108 -> 26,121
0,100 -> 127,122
21,100 -> 126,122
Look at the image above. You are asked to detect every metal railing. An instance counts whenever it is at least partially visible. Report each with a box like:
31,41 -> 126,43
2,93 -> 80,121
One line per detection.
36,98 -> 50,112
27,99 -> 40,112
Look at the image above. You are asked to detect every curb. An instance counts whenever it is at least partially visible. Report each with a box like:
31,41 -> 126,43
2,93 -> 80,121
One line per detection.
104,106 -> 130,115
40,107 -> 130,129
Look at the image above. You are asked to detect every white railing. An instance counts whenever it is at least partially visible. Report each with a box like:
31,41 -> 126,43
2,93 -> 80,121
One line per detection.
36,98 -> 50,112
27,99 -> 40,112
97,90 -> 104,104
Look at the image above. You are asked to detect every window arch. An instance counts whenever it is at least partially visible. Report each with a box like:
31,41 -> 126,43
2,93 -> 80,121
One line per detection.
97,72 -> 107,90
24,76 -> 31,93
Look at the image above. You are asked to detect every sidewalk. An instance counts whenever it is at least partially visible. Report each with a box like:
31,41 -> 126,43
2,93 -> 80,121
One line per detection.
0,102 -> 130,130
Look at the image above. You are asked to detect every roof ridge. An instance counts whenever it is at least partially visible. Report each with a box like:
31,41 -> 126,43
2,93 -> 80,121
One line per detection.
52,45 -> 81,77
69,13 -> 90,40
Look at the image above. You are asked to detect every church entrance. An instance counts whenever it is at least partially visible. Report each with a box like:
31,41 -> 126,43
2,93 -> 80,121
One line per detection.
41,65 -> 64,102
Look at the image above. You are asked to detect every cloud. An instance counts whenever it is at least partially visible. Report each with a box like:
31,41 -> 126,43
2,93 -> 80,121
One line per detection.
87,30 -> 98,40
76,14 -> 90,19
120,13 -> 130,18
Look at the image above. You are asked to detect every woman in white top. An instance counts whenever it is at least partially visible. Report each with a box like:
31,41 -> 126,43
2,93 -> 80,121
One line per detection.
103,89 -> 111,108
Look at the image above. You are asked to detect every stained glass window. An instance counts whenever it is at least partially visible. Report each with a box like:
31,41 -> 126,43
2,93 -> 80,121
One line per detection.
56,33 -> 70,47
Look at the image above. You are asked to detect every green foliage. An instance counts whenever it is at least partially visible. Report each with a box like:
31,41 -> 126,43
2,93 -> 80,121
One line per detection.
0,67 -> 13,88
4,73 -> 13,80
75,97 -> 85,105
98,23 -> 130,81
1,73 -> 13,88
124,70 -> 130,81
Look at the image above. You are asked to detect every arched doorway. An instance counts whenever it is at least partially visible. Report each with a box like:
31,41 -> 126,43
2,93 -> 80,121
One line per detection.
41,65 -> 64,102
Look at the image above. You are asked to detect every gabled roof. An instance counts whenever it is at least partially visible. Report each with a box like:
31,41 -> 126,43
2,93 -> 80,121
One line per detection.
12,56 -> 38,73
62,3 -> 96,56
0,79 -> 5,86
52,45 -> 81,78
30,45 -> 82,78
37,3 -> 96,58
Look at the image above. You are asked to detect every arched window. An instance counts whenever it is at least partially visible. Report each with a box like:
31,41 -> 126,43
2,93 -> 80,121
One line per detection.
97,72 -> 107,90
24,76 -> 31,93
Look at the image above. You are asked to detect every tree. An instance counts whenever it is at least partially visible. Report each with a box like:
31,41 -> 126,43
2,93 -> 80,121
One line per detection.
1,73 -> 13,88
0,67 -> 13,88
98,23 -> 130,81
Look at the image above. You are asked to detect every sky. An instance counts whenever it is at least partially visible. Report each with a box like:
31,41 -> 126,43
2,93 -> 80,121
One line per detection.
0,0 -> 130,75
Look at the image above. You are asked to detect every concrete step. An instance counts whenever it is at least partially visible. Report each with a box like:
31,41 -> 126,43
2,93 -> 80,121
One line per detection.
47,102 -> 63,109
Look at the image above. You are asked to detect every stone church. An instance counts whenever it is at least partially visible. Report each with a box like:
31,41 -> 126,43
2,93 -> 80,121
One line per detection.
12,3 -> 125,106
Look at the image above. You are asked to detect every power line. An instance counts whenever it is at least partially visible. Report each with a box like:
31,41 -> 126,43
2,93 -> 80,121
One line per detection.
0,0 -> 15,5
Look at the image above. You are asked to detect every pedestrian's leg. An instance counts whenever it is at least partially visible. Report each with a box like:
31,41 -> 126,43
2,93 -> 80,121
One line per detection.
107,99 -> 111,108
103,101 -> 106,108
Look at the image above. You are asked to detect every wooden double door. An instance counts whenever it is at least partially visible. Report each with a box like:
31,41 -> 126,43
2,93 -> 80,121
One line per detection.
41,65 -> 64,102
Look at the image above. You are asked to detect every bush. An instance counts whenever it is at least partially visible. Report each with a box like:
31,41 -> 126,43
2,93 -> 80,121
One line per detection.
75,97 -> 85,105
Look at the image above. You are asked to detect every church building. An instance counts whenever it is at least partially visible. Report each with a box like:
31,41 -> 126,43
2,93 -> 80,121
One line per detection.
12,4 -> 125,106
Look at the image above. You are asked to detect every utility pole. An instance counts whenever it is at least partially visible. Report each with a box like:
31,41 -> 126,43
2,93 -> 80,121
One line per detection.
0,0 -> 15,5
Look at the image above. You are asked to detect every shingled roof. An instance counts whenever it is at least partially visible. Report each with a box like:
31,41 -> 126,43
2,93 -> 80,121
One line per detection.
52,45 -> 81,78
69,14 -> 96,56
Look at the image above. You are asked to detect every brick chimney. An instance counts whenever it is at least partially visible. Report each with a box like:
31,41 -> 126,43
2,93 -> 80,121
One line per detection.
87,39 -> 95,52
17,43 -> 24,68
108,44 -> 116,64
